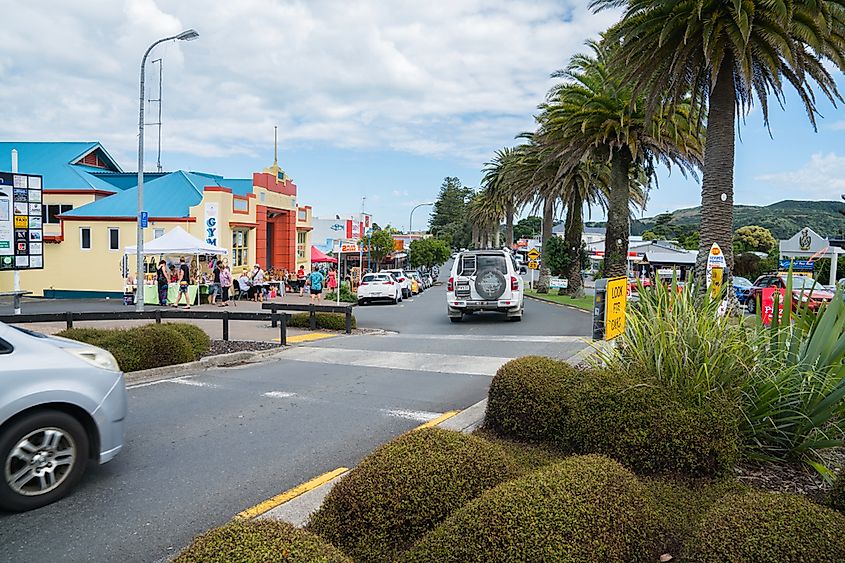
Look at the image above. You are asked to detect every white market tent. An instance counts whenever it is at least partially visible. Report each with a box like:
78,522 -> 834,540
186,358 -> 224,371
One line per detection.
124,226 -> 228,256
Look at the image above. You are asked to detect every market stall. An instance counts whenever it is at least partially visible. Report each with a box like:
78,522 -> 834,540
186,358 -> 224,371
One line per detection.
124,227 -> 228,305
310,246 -> 337,264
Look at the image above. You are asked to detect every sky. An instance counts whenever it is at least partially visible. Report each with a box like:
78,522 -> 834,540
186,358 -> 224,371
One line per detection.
1,0 -> 844,229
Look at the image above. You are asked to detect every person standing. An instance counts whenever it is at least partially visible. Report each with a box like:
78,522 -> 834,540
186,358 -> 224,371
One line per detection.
219,263 -> 232,307
296,265 -> 306,297
174,257 -> 192,309
156,260 -> 169,306
250,263 -> 266,302
209,259 -> 222,305
327,267 -> 337,295
308,266 -> 325,302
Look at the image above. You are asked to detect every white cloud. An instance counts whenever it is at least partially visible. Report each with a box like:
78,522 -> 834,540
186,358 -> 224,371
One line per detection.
755,152 -> 845,199
0,0 -> 618,168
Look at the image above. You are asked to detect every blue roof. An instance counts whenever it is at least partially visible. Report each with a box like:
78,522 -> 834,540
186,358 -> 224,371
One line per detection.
62,170 -> 214,218
0,142 -> 124,192
222,178 -> 254,196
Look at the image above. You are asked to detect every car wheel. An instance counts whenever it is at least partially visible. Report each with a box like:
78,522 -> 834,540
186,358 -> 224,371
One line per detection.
0,410 -> 89,512
747,298 -> 756,314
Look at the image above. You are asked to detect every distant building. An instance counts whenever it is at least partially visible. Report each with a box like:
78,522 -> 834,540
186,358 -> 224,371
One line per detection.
0,142 -> 313,297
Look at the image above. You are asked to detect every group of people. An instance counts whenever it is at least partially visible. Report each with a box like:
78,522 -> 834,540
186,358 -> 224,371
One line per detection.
153,258 -> 338,307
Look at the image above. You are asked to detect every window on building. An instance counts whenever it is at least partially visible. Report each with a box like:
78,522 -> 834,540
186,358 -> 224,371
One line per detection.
108,228 -> 120,251
43,204 -> 73,225
80,227 -> 91,250
233,198 -> 249,212
153,228 -> 165,239
232,228 -> 249,267
297,231 -> 307,261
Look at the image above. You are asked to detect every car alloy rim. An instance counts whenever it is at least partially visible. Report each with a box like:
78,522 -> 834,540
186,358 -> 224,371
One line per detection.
5,427 -> 77,496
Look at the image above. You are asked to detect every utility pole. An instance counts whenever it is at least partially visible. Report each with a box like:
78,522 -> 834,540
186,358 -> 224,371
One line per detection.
148,58 -> 164,173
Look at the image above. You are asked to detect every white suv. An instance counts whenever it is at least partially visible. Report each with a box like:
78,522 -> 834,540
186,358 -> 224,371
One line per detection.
447,250 -> 524,322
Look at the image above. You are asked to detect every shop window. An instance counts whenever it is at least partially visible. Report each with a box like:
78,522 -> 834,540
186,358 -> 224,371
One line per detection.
108,228 -> 120,251
296,231 -> 307,261
43,204 -> 73,225
80,227 -> 91,250
153,228 -> 165,239
232,228 -> 249,267
233,198 -> 249,212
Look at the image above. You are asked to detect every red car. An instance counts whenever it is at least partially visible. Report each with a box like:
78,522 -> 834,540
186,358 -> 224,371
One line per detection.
745,274 -> 835,314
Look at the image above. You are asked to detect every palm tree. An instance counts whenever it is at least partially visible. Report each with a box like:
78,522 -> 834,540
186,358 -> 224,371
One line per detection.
467,190 -> 504,249
481,147 -> 528,250
542,38 -> 703,277
591,0 -> 845,281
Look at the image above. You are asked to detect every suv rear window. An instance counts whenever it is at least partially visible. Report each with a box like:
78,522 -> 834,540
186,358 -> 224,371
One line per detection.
459,254 -> 507,275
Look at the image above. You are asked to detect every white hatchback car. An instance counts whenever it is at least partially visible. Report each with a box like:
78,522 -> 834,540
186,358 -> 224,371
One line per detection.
447,250 -> 524,322
357,273 -> 402,305
380,269 -> 413,298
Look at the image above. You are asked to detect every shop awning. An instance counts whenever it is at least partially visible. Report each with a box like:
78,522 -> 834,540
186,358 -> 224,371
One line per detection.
311,246 -> 337,263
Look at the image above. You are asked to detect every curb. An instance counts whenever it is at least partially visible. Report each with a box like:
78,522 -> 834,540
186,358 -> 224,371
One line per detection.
523,292 -> 591,314
125,347 -> 289,386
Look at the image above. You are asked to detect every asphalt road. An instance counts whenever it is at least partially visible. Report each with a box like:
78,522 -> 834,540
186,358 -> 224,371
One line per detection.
0,271 -> 591,562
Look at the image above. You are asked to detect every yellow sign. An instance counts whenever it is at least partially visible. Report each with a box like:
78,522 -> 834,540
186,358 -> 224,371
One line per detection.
710,267 -> 724,298
604,276 -> 628,341
527,248 -> 540,260
14,215 -> 28,229
527,260 -> 540,270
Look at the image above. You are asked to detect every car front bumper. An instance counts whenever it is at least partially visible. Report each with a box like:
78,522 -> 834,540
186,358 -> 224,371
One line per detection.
93,373 -> 127,464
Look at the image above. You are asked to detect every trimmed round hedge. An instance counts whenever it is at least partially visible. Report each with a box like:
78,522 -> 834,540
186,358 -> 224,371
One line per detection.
402,454 -> 662,563
161,322 -> 211,359
308,428 -> 515,562
287,312 -> 356,331
683,491 -> 845,562
829,472 -> 845,514
485,357 -> 740,477
174,519 -> 351,563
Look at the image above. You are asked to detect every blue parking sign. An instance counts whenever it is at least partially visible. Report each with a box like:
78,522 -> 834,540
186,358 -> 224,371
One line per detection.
140,211 -> 148,228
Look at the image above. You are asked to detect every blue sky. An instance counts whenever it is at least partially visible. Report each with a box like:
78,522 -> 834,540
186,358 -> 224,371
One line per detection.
2,0 -> 844,228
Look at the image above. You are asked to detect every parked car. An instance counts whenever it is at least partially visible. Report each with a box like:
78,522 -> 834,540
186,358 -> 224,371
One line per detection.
746,274 -> 835,314
408,271 -> 426,292
732,276 -> 753,304
0,323 -> 127,512
357,273 -> 402,305
447,249 -> 524,322
381,269 -> 413,298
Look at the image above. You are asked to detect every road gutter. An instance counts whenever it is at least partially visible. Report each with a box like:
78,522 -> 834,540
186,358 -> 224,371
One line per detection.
524,292 -> 591,314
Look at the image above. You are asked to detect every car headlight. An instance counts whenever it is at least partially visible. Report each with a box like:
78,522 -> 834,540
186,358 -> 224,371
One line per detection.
71,348 -> 121,372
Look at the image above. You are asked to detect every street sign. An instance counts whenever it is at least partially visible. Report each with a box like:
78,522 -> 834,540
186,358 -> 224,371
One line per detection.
527,248 -> 540,260
706,243 -> 726,290
604,276 -> 627,340
549,277 -> 568,289
710,267 -> 724,298
779,259 -> 813,272
527,260 -> 540,270
140,211 -> 149,229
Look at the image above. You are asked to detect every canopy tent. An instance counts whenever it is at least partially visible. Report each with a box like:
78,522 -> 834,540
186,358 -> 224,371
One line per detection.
311,245 -> 337,263
124,226 -> 228,256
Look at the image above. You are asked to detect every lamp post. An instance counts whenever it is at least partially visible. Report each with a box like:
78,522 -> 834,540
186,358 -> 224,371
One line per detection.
408,202 -> 434,268
135,29 -> 199,312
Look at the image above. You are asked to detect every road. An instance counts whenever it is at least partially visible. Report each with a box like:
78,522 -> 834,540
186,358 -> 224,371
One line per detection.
0,275 -> 591,562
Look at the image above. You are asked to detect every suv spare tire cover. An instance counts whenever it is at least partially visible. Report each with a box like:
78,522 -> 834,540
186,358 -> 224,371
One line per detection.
474,269 -> 506,300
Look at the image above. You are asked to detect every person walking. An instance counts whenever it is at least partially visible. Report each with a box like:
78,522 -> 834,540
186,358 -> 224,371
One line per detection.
308,266 -> 325,302
156,260 -> 169,307
209,259 -> 222,305
174,256 -> 192,309
219,263 -> 232,307
296,265 -> 306,297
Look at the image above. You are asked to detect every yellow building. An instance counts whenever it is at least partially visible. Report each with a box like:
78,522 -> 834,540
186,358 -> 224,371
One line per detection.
0,142 -> 312,297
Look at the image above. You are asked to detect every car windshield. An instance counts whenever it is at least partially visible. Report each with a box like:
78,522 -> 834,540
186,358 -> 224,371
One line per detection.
733,277 -> 752,287
363,274 -> 383,282
787,276 -> 823,291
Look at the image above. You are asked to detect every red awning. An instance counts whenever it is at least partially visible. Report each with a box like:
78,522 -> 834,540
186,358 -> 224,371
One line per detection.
311,246 -> 338,263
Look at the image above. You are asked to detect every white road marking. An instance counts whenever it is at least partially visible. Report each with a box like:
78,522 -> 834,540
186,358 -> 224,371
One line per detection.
380,409 -> 441,422
276,347 -> 512,376
169,377 -> 219,388
263,391 -> 297,399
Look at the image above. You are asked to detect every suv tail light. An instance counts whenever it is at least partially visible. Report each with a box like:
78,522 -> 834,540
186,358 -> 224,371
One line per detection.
448,277 -> 454,292
398,277 -> 405,282
511,276 -> 518,291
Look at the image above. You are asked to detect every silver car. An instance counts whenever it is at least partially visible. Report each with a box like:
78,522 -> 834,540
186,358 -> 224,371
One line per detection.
0,322 -> 127,512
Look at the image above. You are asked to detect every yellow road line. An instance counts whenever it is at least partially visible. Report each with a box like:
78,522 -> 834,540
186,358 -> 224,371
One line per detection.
235,467 -> 349,520
414,410 -> 460,431
274,332 -> 337,344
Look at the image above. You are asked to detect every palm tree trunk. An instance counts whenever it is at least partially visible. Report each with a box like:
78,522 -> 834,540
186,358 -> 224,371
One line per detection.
696,60 -> 736,286
494,224 -> 501,248
564,193 -> 584,297
604,147 -> 633,278
541,197 -> 554,254
505,201 -> 515,249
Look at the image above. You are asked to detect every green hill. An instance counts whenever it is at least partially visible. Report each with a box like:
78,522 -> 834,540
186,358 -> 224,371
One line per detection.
588,200 -> 845,240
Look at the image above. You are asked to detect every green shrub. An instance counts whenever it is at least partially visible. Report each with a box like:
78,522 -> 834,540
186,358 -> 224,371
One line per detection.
485,358 -> 740,476
829,472 -> 845,514
174,519 -> 351,563
683,491 -> 845,562
287,312 -> 355,331
57,324 -> 195,372
160,323 -> 211,359
403,454 -> 662,563
309,428 -> 514,562
326,282 -> 356,303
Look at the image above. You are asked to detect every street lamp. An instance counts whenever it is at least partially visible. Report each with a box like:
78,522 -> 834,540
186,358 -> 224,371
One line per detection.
135,29 -> 199,312
408,202 -> 434,267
